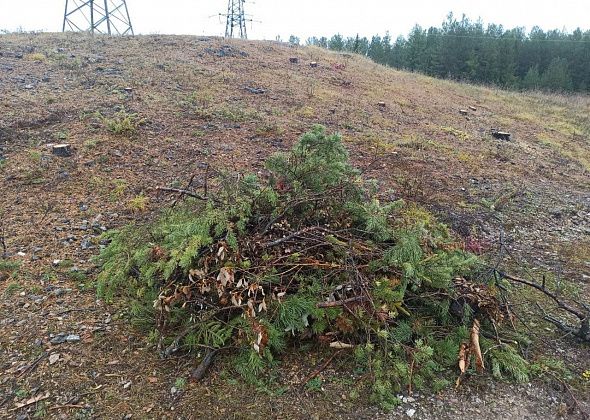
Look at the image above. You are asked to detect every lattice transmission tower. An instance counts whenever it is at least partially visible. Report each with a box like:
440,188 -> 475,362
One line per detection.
222,0 -> 250,39
62,0 -> 134,36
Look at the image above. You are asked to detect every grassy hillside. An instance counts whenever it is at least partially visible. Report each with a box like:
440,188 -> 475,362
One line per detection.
0,33 -> 589,418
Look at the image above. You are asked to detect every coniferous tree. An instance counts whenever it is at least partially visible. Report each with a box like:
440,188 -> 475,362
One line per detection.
307,15 -> 590,93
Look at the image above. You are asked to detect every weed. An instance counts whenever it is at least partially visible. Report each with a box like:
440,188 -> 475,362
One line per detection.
181,90 -> 214,109
26,52 -> 46,62
102,109 -> 143,136
84,139 -> 100,149
51,53 -> 82,70
128,194 -> 149,212
15,388 -> 28,398
68,271 -> 88,282
41,270 -> 57,283
255,120 -> 284,137
0,259 -> 21,274
28,150 -> 42,162
111,179 -> 128,200
55,130 -> 68,141
4,282 -> 22,296
33,402 -> 47,418
58,259 -> 74,269
173,377 -> 187,391
305,377 -> 323,392
298,106 -> 315,118
215,105 -> 260,122
440,126 -> 469,141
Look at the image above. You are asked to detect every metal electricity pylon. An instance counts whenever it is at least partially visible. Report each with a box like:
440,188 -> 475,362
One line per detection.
62,0 -> 134,36
221,0 -> 250,39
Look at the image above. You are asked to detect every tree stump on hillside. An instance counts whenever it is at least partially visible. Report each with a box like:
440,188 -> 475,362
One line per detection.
491,129 -> 511,141
52,144 -> 72,157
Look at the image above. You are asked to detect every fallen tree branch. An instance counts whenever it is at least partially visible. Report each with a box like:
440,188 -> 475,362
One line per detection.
499,270 -> 589,341
191,348 -> 221,381
155,186 -> 208,201
498,271 -> 587,320
300,350 -> 342,388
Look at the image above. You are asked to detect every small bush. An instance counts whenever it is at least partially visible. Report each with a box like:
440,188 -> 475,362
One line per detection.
97,125 -> 524,409
103,109 -> 142,136
26,53 -> 46,62
128,194 -> 149,212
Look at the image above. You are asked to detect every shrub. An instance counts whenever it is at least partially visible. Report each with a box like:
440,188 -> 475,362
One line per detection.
96,125 -> 525,408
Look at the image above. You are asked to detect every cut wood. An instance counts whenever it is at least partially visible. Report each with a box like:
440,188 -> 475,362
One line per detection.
471,318 -> 485,372
11,392 -> 50,411
52,144 -> 72,157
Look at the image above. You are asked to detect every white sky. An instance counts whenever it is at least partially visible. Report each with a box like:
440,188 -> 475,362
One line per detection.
0,0 -> 588,40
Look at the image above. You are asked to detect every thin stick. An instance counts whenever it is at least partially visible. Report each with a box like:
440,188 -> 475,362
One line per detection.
300,350 -> 342,387
316,296 -> 367,308
498,271 -> 585,320
156,187 -> 207,201
16,353 -> 48,378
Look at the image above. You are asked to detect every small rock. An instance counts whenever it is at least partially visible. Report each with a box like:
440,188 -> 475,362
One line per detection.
123,381 -> 132,389
406,408 -> 416,417
50,333 -> 68,344
65,334 -> 81,343
49,353 -> 60,365
24,84 -> 34,89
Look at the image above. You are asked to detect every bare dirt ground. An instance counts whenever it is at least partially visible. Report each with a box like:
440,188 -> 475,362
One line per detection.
0,33 -> 589,419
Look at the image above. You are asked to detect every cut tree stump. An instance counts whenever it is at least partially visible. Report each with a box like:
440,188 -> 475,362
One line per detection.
491,129 -> 511,140
459,109 -> 468,115
310,61 -> 318,68
289,57 -> 299,64
378,102 -> 386,108
52,144 -> 72,157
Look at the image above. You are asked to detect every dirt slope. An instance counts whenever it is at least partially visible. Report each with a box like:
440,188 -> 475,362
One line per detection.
0,33 -> 589,419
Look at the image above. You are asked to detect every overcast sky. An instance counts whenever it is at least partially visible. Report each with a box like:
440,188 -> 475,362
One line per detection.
0,0 -> 588,40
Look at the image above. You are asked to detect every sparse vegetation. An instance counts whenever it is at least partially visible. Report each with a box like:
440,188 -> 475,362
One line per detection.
102,109 -> 143,136
128,193 -> 149,212
1,32 -> 588,419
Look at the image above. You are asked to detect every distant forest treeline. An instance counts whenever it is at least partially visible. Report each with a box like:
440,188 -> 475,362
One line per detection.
300,13 -> 590,93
